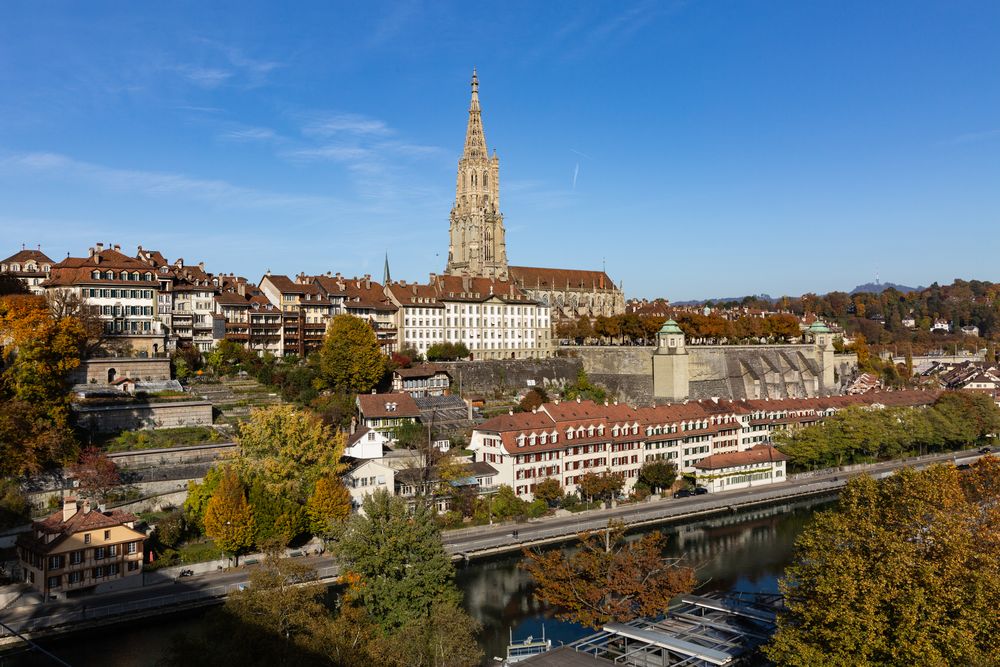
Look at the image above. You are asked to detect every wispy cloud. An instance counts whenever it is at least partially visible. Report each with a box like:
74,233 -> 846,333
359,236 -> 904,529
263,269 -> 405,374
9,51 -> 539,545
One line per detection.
0,151 -> 333,212
219,126 -> 278,142
303,113 -> 392,138
172,38 -> 283,90
175,65 -> 233,89
940,128 -> 1000,146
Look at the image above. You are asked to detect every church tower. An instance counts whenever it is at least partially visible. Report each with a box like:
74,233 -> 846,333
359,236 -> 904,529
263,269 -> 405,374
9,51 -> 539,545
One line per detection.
445,70 -> 508,279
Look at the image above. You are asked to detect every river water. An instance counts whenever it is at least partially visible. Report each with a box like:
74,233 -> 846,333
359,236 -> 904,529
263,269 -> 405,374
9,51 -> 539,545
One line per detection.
5,495 -> 835,666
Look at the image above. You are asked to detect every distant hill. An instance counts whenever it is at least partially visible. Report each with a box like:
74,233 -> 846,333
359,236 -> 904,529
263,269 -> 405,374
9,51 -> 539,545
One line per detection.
850,282 -> 923,295
673,294 -> 775,306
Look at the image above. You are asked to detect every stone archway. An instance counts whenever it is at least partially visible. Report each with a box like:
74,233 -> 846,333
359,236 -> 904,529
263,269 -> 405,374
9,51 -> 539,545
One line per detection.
107,368 -> 117,383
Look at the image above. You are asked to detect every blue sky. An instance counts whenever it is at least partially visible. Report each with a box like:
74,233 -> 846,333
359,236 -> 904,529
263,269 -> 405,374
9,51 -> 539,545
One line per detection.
1,2 -> 998,301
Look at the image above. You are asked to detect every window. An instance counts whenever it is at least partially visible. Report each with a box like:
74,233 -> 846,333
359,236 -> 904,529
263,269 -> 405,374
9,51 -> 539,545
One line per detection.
48,576 -> 60,590
104,530 -> 111,540
127,561 -> 139,572
68,571 -> 83,584
70,551 -> 83,565
84,534 -> 91,544
108,544 -> 117,556
48,555 -> 64,570
93,566 -> 105,578
94,547 -> 105,560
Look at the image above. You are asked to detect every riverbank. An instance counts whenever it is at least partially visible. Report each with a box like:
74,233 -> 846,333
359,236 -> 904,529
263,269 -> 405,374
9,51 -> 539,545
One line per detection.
1,446 -> 990,652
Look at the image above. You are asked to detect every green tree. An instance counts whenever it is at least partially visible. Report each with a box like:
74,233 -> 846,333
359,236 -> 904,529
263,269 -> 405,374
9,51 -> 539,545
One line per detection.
306,475 -> 352,535
563,369 -> 608,404
204,467 -> 255,562
523,521 -> 696,629
491,484 -> 528,519
372,601 -> 483,667
334,489 -> 461,631
533,478 -> 563,506
425,342 -> 470,361
236,405 -> 346,497
765,461 -> 1000,666
317,314 -> 385,393
638,460 -> 677,493
248,478 -> 307,548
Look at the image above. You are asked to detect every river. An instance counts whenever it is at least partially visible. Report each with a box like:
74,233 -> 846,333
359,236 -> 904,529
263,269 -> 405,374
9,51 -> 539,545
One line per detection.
4,494 -> 835,666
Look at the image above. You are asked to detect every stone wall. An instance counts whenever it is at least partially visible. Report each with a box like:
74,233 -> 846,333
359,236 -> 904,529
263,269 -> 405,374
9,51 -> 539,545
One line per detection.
107,443 -> 237,469
441,358 -> 581,398
72,400 -> 213,433
69,357 -> 172,385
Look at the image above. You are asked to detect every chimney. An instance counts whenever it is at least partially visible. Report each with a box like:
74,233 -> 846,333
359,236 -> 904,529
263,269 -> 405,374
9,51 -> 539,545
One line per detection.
350,416 -> 357,435
198,261 -> 205,272
82,499 -> 92,514
95,242 -> 104,252
113,244 -> 121,251
62,498 -> 78,522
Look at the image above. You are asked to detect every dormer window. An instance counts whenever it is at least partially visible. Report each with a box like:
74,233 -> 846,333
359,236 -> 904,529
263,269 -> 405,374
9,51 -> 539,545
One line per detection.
587,426 -> 595,438
145,272 -> 153,281
539,434 -> 547,445
104,271 -> 114,280
632,425 -> 639,435
529,434 -> 536,446
92,270 -> 100,279
566,428 -> 574,440
517,434 -> 525,447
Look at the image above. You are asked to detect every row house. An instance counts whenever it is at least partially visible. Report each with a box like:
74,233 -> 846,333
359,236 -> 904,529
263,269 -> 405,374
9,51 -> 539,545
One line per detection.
355,392 -> 421,435
43,244 -> 166,356
385,273 -> 552,360
17,499 -> 145,599
259,273 -> 335,357
215,292 -> 283,356
1,246 -> 53,294
470,390 -> 940,501
391,364 -> 452,397
311,274 -> 399,353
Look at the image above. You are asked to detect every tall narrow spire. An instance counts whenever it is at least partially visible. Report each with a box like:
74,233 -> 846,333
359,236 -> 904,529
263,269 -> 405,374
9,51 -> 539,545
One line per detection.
463,68 -> 488,159
383,252 -> 391,285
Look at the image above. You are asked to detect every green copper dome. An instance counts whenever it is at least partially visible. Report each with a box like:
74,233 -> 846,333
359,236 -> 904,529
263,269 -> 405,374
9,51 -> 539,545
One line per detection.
807,320 -> 832,334
659,319 -> 683,335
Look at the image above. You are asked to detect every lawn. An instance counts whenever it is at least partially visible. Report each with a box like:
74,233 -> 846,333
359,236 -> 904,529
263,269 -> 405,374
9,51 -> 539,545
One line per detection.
102,426 -> 226,452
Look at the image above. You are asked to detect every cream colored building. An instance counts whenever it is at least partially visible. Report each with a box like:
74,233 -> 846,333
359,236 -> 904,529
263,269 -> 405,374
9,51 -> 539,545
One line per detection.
17,499 -> 145,599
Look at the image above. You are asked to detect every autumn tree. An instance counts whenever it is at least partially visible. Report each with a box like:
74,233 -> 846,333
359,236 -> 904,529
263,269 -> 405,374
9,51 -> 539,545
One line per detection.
518,387 -> 548,412
317,314 -> 385,394
577,470 -> 625,503
248,479 -> 307,548
306,475 -> 352,535
183,465 -> 225,530
523,521 -> 695,629
204,467 -> 255,562
533,477 -> 564,506
765,461 -> 1000,666
638,460 -> 678,493
236,404 -> 346,497
69,447 -> 121,504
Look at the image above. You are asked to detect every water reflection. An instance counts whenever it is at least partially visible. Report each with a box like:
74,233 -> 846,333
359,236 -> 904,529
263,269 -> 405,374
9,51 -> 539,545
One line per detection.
456,495 -> 835,663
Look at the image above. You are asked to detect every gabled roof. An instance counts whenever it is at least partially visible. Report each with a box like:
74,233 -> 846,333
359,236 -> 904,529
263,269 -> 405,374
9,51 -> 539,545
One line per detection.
356,392 -> 421,419
394,364 -> 451,379
19,505 -> 142,554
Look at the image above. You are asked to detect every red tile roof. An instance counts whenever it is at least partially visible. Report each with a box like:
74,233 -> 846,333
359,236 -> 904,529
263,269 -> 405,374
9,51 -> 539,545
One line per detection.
1,248 -> 54,265
356,392 -> 421,419
509,266 -> 618,292
695,444 -> 788,470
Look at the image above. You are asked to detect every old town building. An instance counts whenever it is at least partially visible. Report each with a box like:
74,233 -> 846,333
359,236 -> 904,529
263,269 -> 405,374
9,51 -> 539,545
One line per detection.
1,246 -> 53,294
470,390 -> 938,501
17,499 -> 145,599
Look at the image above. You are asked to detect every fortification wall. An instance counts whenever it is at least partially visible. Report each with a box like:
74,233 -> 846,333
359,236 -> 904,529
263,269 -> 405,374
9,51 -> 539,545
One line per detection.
441,358 -> 581,398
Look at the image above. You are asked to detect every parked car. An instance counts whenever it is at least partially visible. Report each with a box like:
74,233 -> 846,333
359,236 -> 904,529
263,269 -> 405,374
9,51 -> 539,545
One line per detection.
178,569 -> 194,577
694,486 -> 708,495
980,447 -> 993,454
673,489 -> 695,498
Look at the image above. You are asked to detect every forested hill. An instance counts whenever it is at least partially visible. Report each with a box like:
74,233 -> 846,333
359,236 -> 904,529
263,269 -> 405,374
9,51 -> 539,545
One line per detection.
850,281 -> 923,295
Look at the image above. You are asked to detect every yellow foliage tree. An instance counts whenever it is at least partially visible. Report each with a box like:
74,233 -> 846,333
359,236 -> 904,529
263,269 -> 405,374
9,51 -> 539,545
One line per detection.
306,475 -> 352,535
204,467 -> 255,561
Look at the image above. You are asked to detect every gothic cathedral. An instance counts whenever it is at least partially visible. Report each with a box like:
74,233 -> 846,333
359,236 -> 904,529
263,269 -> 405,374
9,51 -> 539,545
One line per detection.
445,69 -> 509,279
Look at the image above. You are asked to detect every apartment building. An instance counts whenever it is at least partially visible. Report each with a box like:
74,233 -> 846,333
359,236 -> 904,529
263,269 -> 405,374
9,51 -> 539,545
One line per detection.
44,244 -> 165,355
311,274 -> 398,353
0,247 -> 53,294
259,273 -> 334,357
385,273 -> 551,360
17,499 -> 145,599
470,390 -> 940,501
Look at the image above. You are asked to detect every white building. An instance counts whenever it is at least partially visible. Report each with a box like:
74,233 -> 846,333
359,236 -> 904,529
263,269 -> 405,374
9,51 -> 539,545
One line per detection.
1,247 -> 53,295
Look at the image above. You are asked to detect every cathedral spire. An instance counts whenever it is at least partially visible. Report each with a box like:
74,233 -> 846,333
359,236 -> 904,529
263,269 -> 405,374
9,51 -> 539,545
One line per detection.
463,68 -> 488,159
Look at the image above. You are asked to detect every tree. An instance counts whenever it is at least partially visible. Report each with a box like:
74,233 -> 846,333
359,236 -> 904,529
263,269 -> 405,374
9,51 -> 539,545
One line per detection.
317,314 -> 385,394
69,447 -> 121,504
491,484 -> 528,519
372,601 -> 483,667
167,556 -> 379,667
523,521 -> 695,629
577,470 -> 624,503
184,465 -> 225,531
765,461 -> 1000,666
563,369 -> 608,404
518,387 -> 548,412
306,475 -> 352,535
393,420 -> 429,450
638,460 -> 677,493
236,405 -> 346,497
248,478 -> 307,548
426,342 -> 470,361
334,489 -> 461,631
204,467 -> 255,562
533,478 -> 563,506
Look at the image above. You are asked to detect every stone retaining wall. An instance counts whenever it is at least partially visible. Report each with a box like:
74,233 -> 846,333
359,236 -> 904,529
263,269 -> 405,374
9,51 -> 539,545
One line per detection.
72,400 -> 213,433
441,358 -> 581,398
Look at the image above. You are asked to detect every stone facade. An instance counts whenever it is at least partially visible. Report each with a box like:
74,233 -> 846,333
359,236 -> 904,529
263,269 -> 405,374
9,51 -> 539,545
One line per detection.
443,72 -> 624,319
68,357 -> 172,385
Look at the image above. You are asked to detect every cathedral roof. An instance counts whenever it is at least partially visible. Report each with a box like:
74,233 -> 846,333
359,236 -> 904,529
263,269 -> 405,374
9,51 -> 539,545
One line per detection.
508,266 -> 620,293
